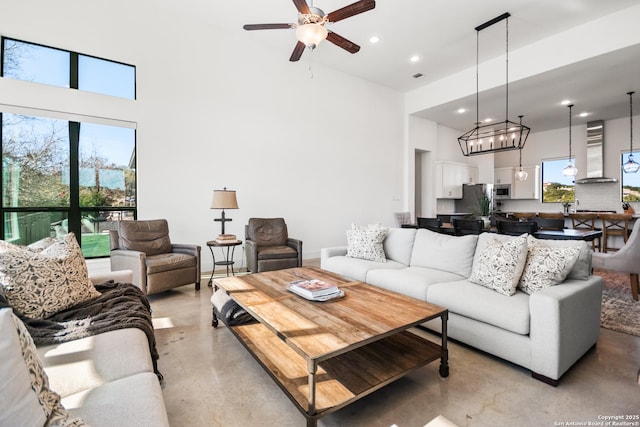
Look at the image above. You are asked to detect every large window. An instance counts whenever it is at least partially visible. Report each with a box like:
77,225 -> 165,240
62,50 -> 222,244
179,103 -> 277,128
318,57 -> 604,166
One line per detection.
1,113 -> 136,257
622,150 -> 640,202
541,158 -> 575,203
2,38 -> 135,99
1,37 -> 136,257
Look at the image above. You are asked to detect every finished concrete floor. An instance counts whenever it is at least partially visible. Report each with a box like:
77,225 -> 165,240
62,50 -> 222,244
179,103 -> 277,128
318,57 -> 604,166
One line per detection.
147,273 -> 640,427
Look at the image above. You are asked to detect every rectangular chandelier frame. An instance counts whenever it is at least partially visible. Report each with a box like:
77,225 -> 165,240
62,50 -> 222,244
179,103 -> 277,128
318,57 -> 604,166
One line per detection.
458,119 -> 530,156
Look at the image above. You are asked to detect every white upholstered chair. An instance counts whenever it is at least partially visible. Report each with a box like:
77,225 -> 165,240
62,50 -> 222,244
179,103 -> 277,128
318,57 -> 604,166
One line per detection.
592,223 -> 640,301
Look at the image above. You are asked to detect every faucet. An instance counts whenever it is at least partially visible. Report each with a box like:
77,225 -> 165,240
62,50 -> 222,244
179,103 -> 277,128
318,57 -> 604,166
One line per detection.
563,202 -> 571,214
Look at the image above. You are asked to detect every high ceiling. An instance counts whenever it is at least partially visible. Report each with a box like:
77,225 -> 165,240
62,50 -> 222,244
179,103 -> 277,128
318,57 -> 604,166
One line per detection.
208,0 -> 640,132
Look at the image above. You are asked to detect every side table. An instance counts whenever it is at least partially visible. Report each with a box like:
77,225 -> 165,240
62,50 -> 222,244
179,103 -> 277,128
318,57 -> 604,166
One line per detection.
206,240 -> 242,287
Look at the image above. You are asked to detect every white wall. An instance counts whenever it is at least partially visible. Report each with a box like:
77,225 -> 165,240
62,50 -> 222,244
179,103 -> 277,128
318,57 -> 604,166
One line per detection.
0,0 -> 404,271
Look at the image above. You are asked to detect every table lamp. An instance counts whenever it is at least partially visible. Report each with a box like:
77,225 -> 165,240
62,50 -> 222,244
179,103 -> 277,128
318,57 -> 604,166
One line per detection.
211,187 -> 238,235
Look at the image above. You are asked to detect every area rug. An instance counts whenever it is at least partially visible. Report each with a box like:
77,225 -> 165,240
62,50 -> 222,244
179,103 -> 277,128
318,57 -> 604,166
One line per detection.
594,269 -> 640,336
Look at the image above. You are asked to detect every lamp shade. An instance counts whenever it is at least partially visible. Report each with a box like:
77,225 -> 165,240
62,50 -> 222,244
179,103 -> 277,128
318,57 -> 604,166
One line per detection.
296,23 -> 327,48
211,189 -> 238,210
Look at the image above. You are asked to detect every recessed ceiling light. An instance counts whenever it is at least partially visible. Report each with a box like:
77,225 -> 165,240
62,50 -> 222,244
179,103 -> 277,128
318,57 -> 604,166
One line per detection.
561,100 -> 571,105
579,112 -> 589,117
410,55 -> 420,63
457,108 -> 466,114
369,36 -> 380,44
484,118 -> 492,123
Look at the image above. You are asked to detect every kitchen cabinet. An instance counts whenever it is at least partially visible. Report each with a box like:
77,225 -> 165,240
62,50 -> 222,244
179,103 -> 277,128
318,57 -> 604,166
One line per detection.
435,161 -> 478,199
512,165 -> 540,199
494,167 -> 514,186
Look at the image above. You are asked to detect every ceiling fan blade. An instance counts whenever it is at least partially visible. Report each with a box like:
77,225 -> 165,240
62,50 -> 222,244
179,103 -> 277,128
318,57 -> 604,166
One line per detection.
326,32 -> 360,54
243,23 -> 294,31
292,0 -> 310,15
327,0 -> 375,23
289,41 -> 306,62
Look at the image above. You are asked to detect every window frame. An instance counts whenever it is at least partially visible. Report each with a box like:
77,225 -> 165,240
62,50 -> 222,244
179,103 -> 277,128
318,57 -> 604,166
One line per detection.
541,157 -> 576,203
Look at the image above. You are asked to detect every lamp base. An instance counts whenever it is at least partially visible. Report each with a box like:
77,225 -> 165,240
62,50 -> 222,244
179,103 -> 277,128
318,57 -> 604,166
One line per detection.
214,210 -> 232,235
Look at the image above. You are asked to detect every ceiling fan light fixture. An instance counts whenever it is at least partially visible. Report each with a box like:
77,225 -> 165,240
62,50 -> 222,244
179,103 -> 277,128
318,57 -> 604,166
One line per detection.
296,23 -> 328,49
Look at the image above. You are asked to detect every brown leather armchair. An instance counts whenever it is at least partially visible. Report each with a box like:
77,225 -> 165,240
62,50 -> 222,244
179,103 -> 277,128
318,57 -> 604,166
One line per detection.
109,219 -> 201,294
245,218 -> 302,273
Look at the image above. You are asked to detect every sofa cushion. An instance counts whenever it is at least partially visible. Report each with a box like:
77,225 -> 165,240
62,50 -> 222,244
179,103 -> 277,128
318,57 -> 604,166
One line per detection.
62,372 -> 169,427
410,229 -> 478,277
118,219 -> 173,255
346,223 -> 389,262
427,280 -> 531,335
527,235 -> 591,280
320,256 -> 406,282
256,245 -> 298,260
469,235 -> 528,296
0,233 -> 101,319
38,328 -> 154,398
366,267 -> 466,301
383,227 -> 417,265
518,244 -> 581,294
146,252 -> 198,275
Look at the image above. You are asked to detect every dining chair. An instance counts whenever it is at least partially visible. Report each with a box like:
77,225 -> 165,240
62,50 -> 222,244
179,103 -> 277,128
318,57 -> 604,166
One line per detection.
533,217 -> 565,231
599,213 -> 632,253
512,212 -> 537,221
537,212 -> 565,219
592,224 -> 640,301
416,217 -> 442,233
496,220 -> 538,236
569,213 -> 601,251
451,218 -> 485,236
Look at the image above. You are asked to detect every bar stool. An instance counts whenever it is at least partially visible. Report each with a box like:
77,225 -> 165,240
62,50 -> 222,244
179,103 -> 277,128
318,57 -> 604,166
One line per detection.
569,213 -> 601,251
599,213 -> 632,253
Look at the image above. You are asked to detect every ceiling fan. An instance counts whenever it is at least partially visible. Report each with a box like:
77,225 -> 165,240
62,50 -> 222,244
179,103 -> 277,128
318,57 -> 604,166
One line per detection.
243,0 -> 376,62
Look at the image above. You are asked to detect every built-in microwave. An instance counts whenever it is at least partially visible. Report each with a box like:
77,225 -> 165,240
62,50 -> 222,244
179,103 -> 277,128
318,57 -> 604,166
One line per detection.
494,184 -> 511,200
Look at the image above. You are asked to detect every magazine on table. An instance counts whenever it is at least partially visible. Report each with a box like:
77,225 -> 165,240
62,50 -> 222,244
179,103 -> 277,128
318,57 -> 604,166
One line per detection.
287,279 -> 343,301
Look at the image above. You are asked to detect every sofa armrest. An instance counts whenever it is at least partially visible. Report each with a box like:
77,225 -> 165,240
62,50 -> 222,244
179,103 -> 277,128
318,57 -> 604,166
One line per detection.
245,239 -> 259,273
286,238 -> 303,266
89,269 -> 134,285
110,249 -> 147,293
529,276 -> 603,380
171,244 -> 201,283
321,246 -> 348,262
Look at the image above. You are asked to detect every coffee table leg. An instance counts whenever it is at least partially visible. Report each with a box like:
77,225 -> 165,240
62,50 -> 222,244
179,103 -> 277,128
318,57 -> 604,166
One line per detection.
307,360 -> 317,426
439,311 -> 449,378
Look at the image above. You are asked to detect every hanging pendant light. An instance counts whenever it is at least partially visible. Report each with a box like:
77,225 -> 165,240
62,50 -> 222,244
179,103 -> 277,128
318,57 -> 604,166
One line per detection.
562,104 -> 578,177
458,12 -> 530,156
514,130 -> 528,181
623,91 -> 639,173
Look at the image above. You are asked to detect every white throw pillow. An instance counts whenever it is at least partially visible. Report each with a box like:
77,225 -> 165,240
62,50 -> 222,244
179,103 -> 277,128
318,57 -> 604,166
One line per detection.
526,235 -> 590,280
346,223 -> 389,262
518,242 -> 581,294
469,235 -> 528,296
0,233 -> 101,319
0,308 -> 88,427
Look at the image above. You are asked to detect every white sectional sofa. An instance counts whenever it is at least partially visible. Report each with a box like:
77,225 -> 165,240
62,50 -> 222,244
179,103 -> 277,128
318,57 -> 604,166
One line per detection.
321,227 -> 603,385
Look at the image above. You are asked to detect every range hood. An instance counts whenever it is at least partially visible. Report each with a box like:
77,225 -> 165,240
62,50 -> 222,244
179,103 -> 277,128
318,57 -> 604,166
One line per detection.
575,120 -> 618,184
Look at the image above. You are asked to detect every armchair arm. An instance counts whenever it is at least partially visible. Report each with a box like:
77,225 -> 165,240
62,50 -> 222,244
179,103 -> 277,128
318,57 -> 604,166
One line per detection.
171,244 -> 202,284
286,238 -> 303,267
89,269 -> 133,286
245,239 -> 259,273
529,276 -> 602,381
110,249 -> 147,293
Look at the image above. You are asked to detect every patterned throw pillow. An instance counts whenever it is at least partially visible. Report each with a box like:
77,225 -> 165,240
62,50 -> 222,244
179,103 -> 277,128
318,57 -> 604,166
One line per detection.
469,235 -> 528,296
0,308 -> 88,427
346,223 -> 390,263
518,243 -> 581,294
0,233 -> 101,319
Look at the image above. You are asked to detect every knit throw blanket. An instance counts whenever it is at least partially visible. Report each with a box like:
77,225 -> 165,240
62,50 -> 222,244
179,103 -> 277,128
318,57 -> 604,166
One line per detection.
5,281 -> 160,376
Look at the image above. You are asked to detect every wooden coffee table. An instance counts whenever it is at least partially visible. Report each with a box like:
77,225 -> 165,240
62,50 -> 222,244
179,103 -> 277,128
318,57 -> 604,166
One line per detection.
213,267 -> 448,426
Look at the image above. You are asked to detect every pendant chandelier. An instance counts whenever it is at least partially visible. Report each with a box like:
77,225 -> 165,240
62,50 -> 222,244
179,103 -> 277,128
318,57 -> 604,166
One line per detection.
514,139 -> 528,181
622,91 -> 639,173
562,104 -> 578,177
458,12 -> 530,156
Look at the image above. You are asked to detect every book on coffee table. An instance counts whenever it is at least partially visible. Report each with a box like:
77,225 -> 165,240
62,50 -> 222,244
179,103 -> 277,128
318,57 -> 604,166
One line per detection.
287,279 -> 343,301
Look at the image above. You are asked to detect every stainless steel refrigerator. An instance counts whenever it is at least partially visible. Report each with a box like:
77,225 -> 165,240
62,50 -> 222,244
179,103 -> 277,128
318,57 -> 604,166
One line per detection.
454,183 -> 493,215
